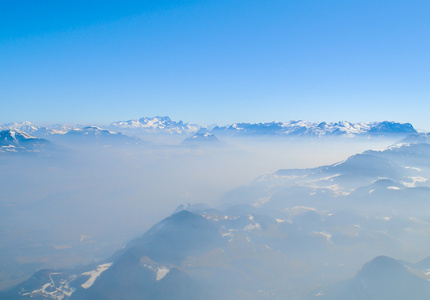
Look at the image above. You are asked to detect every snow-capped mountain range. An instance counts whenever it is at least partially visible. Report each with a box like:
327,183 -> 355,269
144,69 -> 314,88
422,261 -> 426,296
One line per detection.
211,120 -> 417,137
110,117 -> 417,137
0,118 -> 419,138
0,117 -> 424,156
110,116 -> 200,135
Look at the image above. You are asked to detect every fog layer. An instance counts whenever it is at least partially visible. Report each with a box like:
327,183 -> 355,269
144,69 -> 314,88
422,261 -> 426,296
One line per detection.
0,135 -> 397,289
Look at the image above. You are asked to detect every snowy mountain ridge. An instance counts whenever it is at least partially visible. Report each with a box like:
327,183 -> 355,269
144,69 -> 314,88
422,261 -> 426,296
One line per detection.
1,118 -> 418,137
211,120 -> 417,137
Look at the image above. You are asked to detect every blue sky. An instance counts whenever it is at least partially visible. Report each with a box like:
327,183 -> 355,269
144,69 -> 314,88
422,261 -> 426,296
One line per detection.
1,0 -> 430,128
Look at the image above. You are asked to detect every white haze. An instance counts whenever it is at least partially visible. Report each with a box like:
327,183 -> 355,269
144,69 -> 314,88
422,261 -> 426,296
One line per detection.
0,135 -> 398,289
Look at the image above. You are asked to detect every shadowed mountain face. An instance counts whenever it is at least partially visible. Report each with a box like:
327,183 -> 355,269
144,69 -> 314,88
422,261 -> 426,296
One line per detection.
120,210 -> 224,265
72,211 -> 223,300
0,211 -> 221,300
312,256 -> 430,300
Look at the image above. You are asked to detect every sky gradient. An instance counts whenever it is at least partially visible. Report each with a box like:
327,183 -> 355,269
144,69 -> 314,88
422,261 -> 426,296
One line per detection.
1,1 -> 429,129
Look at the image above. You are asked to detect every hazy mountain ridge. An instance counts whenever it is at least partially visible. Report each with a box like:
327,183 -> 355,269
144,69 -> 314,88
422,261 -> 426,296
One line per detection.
400,132 -> 430,144
0,126 -> 145,154
4,202 -> 430,299
220,143 -> 430,215
51,126 -> 144,147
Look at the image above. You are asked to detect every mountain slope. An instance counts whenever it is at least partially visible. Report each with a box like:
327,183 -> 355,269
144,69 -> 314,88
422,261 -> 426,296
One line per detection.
72,211 -> 222,300
221,143 -> 430,215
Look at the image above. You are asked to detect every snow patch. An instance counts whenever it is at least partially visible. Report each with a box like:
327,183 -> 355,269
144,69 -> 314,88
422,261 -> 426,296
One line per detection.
243,215 -> 261,231
405,166 -> 422,172
156,267 -> 170,281
22,272 -> 75,300
402,176 -> 428,188
244,223 -> 261,231
252,196 -> 271,208
318,174 -> 341,181
387,186 -> 401,190
310,231 -> 332,243
81,263 -> 112,289
424,269 -> 430,280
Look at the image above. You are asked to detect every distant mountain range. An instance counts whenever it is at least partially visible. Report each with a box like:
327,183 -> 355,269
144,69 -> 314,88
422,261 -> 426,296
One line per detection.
1,117 -> 422,155
0,118 -> 420,138
211,120 -> 417,137
111,117 -> 417,137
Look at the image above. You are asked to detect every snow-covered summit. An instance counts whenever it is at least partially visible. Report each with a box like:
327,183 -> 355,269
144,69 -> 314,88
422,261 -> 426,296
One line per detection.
110,116 -> 199,135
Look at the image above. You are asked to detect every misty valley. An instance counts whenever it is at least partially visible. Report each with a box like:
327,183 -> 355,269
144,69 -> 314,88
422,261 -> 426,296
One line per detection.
1,117 -> 430,299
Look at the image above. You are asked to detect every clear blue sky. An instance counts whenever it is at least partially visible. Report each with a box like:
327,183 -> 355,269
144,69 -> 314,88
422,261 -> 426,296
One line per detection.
1,0 -> 429,129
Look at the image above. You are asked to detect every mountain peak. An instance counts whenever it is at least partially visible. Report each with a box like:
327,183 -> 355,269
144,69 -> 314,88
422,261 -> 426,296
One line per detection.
357,255 -> 405,278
